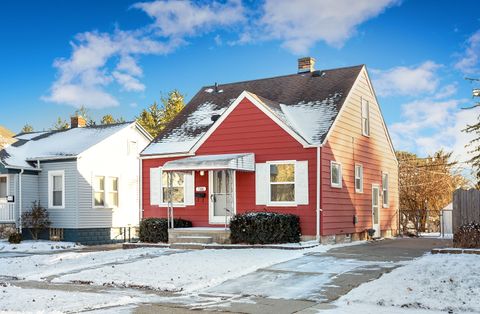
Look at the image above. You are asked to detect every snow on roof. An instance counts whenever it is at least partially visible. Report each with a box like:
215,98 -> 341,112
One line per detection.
1,123 -> 131,169
162,153 -> 255,171
142,102 -> 227,155
15,131 -> 49,141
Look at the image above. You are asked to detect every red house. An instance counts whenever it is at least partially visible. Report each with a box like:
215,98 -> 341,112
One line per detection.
140,58 -> 398,243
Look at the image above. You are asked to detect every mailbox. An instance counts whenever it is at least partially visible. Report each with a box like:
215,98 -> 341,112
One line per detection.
7,195 -> 14,203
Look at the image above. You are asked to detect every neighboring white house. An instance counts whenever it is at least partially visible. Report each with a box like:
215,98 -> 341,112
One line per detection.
0,117 -> 151,244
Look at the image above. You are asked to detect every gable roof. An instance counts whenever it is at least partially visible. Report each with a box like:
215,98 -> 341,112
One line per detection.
142,65 -> 364,156
0,122 -> 135,170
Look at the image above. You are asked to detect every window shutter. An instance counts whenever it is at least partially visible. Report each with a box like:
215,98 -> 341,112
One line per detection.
150,167 -> 161,205
255,163 -> 268,205
184,171 -> 195,206
295,161 -> 309,205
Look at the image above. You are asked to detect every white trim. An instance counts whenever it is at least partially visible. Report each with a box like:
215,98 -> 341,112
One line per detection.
330,161 -> 342,188
0,175 -> 9,202
316,146 -> 322,242
140,152 -> 195,159
48,170 -> 65,209
355,164 -> 364,193
382,172 -> 389,208
267,160 -> 296,206
372,183 -> 381,237
191,91 -> 312,154
208,170 -> 236,224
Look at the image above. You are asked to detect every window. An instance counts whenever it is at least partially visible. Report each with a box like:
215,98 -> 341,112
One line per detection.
162,171 -> 185,204
331,161 -> 342,188
93,176 -> 105,207
93,176 -> 119,208
107,177 -> 119,207
127,140 -> 138,156
382,173 -> 389,207
0,176 -> 7,199
48,171 -> 64,208
361,98 -> 370,136
269,163 -> 295,203
355,164 -> 363,193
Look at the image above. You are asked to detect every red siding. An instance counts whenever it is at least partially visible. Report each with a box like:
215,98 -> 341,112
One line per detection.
142,97 -> 318,236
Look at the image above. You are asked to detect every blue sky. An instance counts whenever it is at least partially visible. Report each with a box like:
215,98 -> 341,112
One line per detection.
1,0 -> 480,167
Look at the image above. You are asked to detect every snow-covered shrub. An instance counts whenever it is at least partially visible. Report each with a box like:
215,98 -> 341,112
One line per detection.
22,201 -> 51,240
230,212 -> 301,244
453,222 -> 480,248
8,232 -> 21,244
139,218 -> 192,243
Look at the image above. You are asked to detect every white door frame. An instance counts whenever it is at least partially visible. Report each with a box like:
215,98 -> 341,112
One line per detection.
372,184 -> 380,237
208,170 -> 236,224
0,175 -> 9,203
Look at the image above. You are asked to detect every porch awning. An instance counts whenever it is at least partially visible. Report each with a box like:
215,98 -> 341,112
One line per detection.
162,153 -> 255,172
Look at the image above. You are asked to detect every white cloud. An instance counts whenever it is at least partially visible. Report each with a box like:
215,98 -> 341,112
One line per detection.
259,0 -> 398,54
43,1 -> 246,109
132,0 -> 244,38
455,30 -> 480,74
372,61 -> 441,97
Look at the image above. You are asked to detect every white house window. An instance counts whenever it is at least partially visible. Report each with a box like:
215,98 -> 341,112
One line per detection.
48,171 -> 64,208
94,176 -> 105,207
107,177 -> 119,207
0,176 -> 7,200
269,163 -> 295,203
162,171 -> 185,204
382,172 -> 389,207
361,98 -> 370,136
355,164 -> 363,193
127,140 -> 138,155
331,161 -> 342,188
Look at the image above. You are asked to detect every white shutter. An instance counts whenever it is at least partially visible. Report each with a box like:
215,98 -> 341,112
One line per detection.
295,161 -> 309,205
150,167 -> 161,205
255,163 -> 269,205
184,171 -> 195,206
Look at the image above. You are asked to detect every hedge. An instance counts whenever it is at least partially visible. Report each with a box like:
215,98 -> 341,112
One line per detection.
230,212 -> 301,244
139,218 -> 192,243
453,222 -> 480,248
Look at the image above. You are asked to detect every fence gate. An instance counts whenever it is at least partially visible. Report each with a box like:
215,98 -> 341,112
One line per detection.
453,189 -> 480,232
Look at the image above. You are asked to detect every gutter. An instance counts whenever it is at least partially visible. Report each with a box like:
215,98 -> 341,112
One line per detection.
139,156 -> 143,223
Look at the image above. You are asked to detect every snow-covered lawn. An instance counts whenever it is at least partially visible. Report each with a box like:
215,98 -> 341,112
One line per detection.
0,240 -> 81,253
54,248 -> 316,292
329,253 -> 480,313
0,247 -> 168,280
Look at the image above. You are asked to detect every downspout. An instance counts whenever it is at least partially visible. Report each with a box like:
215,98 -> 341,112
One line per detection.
139,157 -> 143,224
18,169 -> 24,233
316,146 -> 322,242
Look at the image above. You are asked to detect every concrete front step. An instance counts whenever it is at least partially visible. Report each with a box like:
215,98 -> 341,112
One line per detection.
170,243 -> 206,250
174,236 -> 213,244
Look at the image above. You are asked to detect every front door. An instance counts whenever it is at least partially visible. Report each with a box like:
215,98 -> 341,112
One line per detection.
209,170 -> 235,224
372,184 -> 380,237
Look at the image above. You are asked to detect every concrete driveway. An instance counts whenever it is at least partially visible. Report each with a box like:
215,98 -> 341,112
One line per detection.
137,237 -> 451,314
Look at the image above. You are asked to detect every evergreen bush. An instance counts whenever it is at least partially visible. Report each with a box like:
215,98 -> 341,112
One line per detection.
139,218 -> 192,243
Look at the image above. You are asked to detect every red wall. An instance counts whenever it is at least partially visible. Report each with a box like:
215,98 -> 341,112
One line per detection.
142,97 -> 318,236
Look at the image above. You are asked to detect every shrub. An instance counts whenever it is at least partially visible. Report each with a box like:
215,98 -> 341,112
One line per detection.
139,218 -> 192,243
453,222 -> 480,248
8,232 -> 22,244
22,201 -> 51,240
230,211 -> 301,244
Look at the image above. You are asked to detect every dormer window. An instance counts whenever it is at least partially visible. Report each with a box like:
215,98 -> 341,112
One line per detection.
361,98 -> 370,136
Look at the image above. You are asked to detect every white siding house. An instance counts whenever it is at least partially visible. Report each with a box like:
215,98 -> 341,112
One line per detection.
0,119 -> 151,244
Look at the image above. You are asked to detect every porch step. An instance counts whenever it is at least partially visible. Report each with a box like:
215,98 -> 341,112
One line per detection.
174,236 -> 213,244
170,243 -> 206,250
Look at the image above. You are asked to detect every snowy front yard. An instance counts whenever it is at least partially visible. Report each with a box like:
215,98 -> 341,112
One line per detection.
0,240 -> 81,253
328,253 -> 480,313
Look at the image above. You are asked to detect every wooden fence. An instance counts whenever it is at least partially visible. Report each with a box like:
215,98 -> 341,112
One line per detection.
453,189 -> 480,232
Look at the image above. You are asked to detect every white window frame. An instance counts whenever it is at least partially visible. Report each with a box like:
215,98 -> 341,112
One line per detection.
0,175 -> 9,202
382,172 -> 389,208
330,161 -> 342,188
127,140 -> 138,156
92,175 -> 119,209
48,170 -> 65,209
355,164 -> 363,193
267,160 -> 296,206
361,98 -> 370,137
160,170 -> 187,207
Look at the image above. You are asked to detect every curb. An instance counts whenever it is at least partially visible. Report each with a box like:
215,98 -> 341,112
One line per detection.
431,248 -> 480,255
123,242 -> 319,250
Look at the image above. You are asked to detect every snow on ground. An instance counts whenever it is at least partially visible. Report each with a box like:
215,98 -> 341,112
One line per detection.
0,247 -> 168,281
54,244 -> 357,292
0,282 -> 152,313
0,240 -> 81,253
329,253 -> 480,313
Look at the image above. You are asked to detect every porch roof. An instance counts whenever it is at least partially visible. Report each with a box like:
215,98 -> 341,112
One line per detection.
162,153 -> 255,171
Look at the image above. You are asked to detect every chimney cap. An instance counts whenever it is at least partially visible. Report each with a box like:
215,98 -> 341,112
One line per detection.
298,57 -> 316,73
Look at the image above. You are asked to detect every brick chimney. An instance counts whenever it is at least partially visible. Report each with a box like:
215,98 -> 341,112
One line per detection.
71,116 -> 86,128
298,57 -> 316,73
